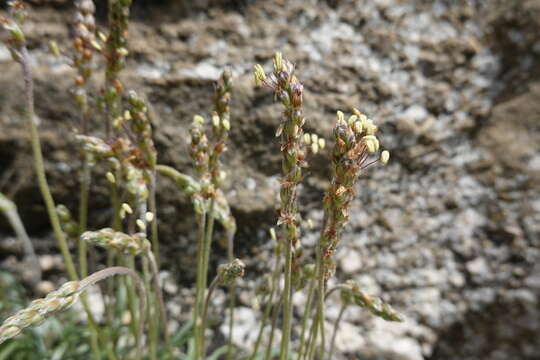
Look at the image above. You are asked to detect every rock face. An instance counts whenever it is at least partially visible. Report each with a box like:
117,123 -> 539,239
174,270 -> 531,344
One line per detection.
0,0 -> 539,359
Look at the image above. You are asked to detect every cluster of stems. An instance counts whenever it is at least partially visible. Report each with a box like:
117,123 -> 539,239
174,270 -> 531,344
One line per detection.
0,1 -> 403,358
255,52 -> 307,360
191,69 -> 237,360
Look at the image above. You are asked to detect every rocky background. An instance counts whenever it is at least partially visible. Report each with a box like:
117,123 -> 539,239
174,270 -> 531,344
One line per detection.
1,0 -> 539,359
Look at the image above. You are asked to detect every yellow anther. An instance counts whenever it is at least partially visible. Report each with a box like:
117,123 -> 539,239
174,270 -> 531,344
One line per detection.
381,150 -> 390,165
212,114 -> 220,128
145,212 -> 154,223
121,203 -> 133,215
106,172 -> 116,184
136,219 -> 146,232
347,115 -> 358,126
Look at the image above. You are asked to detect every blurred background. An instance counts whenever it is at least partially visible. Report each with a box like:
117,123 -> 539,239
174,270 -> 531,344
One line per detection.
0,0 -> 539,359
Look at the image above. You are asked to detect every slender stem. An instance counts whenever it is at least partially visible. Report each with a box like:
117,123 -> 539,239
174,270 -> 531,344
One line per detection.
324,285 -> 351,301
125,255 -> 140,350
250,252 -> 282,360
19,45 -> 106,358
317,263 -> 326,360
202,199 -> 216,288
78,159 -> 91,278
306,315 -> 318,360
264,296 -> 284,360
20,46 -> 78,287
149,172 -> 160,266
143,255 -> 157,360
279,234 -> 293,360
296,270 -> 317,360
80,266 -> 146,360
193,212 -> 207,360
226,230 -> 236,360
329,304 -> 347,359
196,199 -> 216,359
147,250 -> 170,348
105,250 -> 116,331
0,195 -> 41,282
201,275 -> 220,355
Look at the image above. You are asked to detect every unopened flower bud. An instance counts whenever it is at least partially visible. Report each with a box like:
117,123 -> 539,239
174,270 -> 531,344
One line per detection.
193,115 -> 204,124
311,142 -> 319,154
354,121 -> 363,134
269,227 -> 277,242
49,40 -> 60,57
307,219 -> 314,229
253,64 -> 266,86
303,133 -> 311,144
117,47 -> 128,57
90,40 -> 101,51
311,134 -> 318,144
318,138 -> 326,149
274,52 -> 283,71
98,31 -> 107,42
336,111 -> 345,123
347,115 -> 358,126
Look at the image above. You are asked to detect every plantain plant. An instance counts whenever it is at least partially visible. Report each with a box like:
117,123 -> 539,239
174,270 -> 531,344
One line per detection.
0,1 -> 403,359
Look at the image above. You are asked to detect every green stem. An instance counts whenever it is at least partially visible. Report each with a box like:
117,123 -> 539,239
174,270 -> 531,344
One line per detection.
194,212 -> 207,360
329,304 -> 346,359
147,250 -> 170,350
264,295 -> 283,360
316,263 -> 326,360
149,172 -> 160,266
250,252 -> 282,360
296,270 -> 317,360
202,199 -> 216,288
125,255 -> 140,350
226,230 -> 236,360
19,45 -> 106,359
78,158 -> 91,278
305,311 -> 319,360
279,233 -> 293,360
0,194 -> 41,282
143,255 -> 157,360
201,275 -> 220,356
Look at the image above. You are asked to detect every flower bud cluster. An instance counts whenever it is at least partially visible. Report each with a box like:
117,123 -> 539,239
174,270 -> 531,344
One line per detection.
71,0 -> 97,110
75,134 -> 113,163
56,204 -> 79,239
0,2 -> 28,61
124,90 -> 157,169
321,110 -> 389,279
254,53 -> 306,248
209,70 -> 233,189
0,280 -> 82,344
217,259 -> 246,286
340,281 -> 403,322
105,0 -> 132,80
189,115 -> 212,202
81,227 -> 150,256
